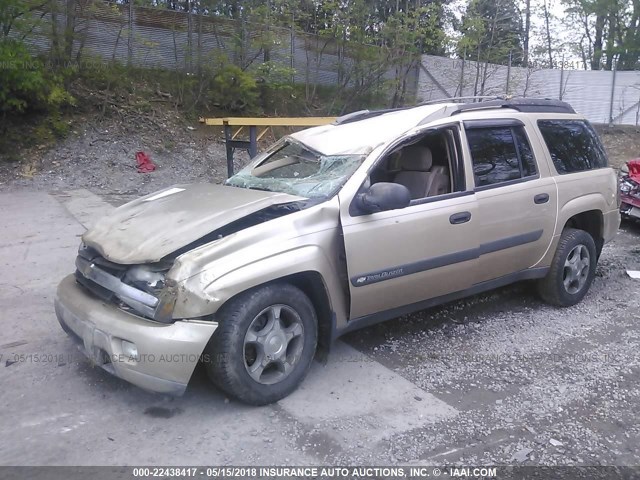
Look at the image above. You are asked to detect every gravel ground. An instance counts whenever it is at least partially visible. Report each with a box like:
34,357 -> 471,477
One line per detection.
596,125 -> 640,170
344,226 -> 640,466
0,115 -> 250,197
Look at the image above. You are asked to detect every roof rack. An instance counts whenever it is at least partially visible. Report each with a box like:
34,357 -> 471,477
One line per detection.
452,98 -> 575,115
333,108 -> 401,125
418,95 -> 504,106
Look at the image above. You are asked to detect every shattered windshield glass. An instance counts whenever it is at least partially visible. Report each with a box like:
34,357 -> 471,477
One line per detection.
225,139 -> 366,199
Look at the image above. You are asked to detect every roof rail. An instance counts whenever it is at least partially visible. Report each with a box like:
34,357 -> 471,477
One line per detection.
418,96 -> 504,106
333,108 -> 401,125
452,98 -> 575,115
334,110 -> 370,125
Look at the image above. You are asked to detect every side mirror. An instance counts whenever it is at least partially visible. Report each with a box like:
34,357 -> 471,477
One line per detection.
356,182 -> 411,214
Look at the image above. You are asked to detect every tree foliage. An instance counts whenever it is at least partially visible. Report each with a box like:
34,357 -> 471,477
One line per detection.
456,0 -> 524,66
0,0 -> 77,142
562,0 -> 640,70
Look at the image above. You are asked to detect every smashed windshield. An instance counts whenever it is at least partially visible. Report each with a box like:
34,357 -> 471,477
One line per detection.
225,139 -> 366,199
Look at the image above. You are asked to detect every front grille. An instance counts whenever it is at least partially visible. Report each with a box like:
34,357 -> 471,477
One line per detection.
75,270 -> 114,302
74,246 -> 160,320
78,246 -> 127,276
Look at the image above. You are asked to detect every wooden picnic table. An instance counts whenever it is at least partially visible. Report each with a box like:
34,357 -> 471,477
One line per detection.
200,117 -> 336,177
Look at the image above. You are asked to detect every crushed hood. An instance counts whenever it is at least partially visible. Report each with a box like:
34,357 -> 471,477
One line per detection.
82,184 -> 305,264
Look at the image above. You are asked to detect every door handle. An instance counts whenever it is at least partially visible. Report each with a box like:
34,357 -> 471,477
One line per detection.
450,211 -> 472,224
534,193 -> 550,204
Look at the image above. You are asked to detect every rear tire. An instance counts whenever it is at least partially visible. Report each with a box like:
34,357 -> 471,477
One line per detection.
537,228 -> 597,307
204,283 -> 317,405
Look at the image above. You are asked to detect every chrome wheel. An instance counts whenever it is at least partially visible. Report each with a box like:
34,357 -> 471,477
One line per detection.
243,304 -> 305,385
563,244 -> 590,294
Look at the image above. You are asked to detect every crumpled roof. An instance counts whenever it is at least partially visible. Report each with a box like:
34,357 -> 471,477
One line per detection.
290,104 -> 450,156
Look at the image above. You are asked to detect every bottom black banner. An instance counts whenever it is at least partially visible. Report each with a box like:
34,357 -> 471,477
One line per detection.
0,466 -> 639,480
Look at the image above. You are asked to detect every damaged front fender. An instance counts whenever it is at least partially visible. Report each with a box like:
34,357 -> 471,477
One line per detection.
168,199 -> 349,328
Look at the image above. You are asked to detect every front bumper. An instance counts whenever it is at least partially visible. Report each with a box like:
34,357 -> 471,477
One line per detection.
55,274 -> 218,395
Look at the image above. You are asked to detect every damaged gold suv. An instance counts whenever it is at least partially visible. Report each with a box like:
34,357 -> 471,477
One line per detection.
55,98 -> 620,405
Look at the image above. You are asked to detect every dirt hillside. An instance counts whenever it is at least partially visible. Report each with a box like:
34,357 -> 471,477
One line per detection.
1,113 -> 639,196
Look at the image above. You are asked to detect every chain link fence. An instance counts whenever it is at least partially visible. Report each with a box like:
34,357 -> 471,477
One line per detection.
23,1 -> 640,124
417,55 -> 640,126
24,0 -> 417,101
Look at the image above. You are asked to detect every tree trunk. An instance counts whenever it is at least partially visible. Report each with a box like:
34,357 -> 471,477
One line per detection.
523,0 -> 530,66
619,4 -> 640,70
604,13 -> 616,70
543,0 -> 553,68
592,14 -> 605,70
64,0 -> 76,62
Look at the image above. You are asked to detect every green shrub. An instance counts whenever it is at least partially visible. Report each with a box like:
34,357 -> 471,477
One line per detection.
0,39 -> 74,115
255,61 -> 298,113
210,64 -> 259,112
77,58 -> 133,94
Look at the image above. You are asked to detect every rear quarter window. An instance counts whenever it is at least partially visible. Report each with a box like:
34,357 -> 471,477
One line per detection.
537,120 -> 608,174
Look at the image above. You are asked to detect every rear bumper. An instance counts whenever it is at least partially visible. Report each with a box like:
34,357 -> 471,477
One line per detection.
55,274 -> 218,395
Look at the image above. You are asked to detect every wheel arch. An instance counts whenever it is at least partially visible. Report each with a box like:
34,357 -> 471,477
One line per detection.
213,271 -> 336,354
275,271 -> 335,353
174,244 -> 349,332
562,209 -> 604,257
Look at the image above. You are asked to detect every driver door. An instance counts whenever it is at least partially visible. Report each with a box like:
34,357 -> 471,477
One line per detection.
339,126 -> 480,319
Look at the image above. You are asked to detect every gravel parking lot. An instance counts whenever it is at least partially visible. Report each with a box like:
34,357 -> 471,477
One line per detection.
1,118 -> 639,469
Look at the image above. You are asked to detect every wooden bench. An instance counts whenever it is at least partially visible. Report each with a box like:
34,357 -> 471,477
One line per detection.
200,117 -> 336,177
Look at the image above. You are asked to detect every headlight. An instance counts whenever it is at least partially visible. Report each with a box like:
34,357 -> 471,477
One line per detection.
123,264 -> 177,323
125,265 -> 166,291
620,180 -> 633,194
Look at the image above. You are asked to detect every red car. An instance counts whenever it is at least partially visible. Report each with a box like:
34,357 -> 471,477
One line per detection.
620,159 -> 640,221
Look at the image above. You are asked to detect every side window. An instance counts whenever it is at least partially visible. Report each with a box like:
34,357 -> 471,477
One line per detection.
514,128 -> 537,177
537,120 -> 607,174
466,126 -> 537,188
366,127 -> 462,201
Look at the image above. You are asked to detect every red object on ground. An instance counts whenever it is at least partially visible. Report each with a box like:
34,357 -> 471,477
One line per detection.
135,151 -> 156,173
628,159 -> 640,183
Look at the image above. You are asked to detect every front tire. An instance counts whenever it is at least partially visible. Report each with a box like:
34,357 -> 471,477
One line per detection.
204,283 -> 317,405
537,228 -> 597,307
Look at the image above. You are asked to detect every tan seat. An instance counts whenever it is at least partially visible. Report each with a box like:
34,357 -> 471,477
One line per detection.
393,146 -> 433,199
426,165 -> 450,196
393,146 -> 450,199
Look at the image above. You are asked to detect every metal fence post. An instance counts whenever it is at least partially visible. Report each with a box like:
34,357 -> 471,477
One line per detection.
187,1 -> 193,72
559,55 -> 564,100
459,55 -> 465,97
506,50 -> 512,96
127,1 -> 133,66
290,17 -> 295,84
197,9 -> 202,74
608,58 -> 618,126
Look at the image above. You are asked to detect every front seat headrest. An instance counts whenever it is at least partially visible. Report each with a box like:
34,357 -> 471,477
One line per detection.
400,146 -> 433,171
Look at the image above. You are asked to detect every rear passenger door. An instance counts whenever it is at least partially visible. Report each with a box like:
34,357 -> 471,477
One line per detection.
464,119 -> 558,281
